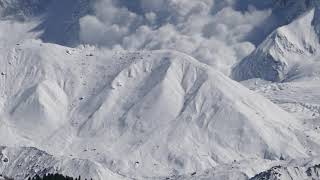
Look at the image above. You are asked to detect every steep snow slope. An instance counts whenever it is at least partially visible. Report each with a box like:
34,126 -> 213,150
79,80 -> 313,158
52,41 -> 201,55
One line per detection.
238,78 -> 320,180
243,80 -> 320,120
0,40 -> 314,179
232,8 -> 320,82
241,79 -> 320,162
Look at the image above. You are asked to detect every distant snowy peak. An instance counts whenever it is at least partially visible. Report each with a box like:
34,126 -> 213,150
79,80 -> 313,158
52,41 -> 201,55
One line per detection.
232,7 -> 320,82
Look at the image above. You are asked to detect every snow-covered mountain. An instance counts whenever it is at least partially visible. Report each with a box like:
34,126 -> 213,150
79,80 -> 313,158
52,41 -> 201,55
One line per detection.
1,40 -> 317,179
1,1 -> 320,180
232,6 -> 320,82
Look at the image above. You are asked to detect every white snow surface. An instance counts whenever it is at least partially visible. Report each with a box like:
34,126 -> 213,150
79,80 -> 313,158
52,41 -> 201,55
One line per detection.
0,40 -> 318,179
1,1 -> 320,180
232,7 -> 320,82
239,77 -> 320,180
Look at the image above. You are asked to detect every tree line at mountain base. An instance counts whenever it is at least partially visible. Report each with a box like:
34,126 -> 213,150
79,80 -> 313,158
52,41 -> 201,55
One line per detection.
28,174 -> 92,180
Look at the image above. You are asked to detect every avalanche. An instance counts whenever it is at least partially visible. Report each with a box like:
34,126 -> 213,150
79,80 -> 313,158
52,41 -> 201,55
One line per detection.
1,1 -> 320,180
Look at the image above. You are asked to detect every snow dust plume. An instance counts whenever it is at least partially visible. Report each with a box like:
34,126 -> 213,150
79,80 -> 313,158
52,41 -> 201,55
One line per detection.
79,0 -> 272,74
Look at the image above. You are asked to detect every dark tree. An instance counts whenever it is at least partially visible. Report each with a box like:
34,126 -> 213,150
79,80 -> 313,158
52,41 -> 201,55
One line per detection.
29,173 -> 91,180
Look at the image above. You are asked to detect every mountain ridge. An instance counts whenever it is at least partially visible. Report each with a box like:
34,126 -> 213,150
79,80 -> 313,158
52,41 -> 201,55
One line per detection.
1,1 -> 320,180
232,7 -> 320,82
0,40 -> 316,179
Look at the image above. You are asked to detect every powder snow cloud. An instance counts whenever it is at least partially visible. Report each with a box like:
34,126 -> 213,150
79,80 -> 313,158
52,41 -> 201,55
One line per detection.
79,0 -> 272,74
